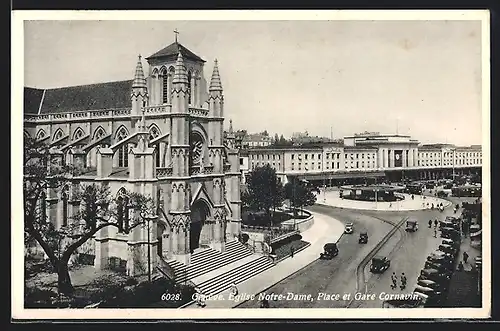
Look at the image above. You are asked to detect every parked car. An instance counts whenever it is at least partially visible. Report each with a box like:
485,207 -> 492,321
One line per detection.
419,268 -> 451,283
344,222 -> 354,234
417,279 -> 446,294
439,244 -> 458,256
427,254 -> 454,269
359,231 -> 368,244
405,220 -> 419,232
442,238 -> 460,249
441,227 -> 460,240
440,221 -> 460,232
436,190 -> 448,198
424,261 -> 453,276
370,256 -> 391,273
320,243 -> 339,259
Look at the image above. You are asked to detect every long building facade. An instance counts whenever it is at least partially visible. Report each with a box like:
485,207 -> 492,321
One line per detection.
241,132 -> 482,185
24,41 -> 242,276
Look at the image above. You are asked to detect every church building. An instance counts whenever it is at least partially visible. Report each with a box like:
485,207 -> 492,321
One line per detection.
24,39 -> 242,277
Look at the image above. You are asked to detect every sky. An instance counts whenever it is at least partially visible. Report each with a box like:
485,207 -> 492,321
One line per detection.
24,19 -> 483,146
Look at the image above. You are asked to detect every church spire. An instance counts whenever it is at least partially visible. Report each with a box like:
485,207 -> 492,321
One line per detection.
229,119 -> 234,134
209,59 -> 223,92
172,51 -> 188,85
132,55 -> 147,89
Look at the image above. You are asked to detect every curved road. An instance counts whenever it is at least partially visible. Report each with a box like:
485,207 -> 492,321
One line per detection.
237,203 -> 456,308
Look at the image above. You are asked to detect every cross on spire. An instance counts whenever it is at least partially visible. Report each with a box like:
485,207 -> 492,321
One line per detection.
174,28 -> 179,43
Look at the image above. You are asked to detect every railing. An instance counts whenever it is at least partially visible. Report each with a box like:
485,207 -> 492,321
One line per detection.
190,165 -> 215,176
156,167 -> 173,177
189,108 -> 209,117
144,105 -> 169,114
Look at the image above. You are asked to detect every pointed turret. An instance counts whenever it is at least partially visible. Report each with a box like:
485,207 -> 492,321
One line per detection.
172,52 -> 188,85
209,59 -> 223,92
229,119 -> 234,134
131,55 -> 148,118
132,55 -> 147,89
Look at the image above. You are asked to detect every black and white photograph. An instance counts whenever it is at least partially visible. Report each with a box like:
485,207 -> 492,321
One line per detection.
12,10 -> 490,319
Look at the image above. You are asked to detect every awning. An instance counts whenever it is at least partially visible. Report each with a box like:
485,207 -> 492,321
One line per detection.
470,229 -> 482,238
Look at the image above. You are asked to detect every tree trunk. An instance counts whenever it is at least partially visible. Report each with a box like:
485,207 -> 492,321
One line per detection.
57,261 -> 74,296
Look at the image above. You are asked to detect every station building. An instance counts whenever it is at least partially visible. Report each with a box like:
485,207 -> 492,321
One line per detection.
241,132 -> 482,186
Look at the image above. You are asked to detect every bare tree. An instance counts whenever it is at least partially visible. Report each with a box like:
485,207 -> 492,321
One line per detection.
24,137 -> 155,296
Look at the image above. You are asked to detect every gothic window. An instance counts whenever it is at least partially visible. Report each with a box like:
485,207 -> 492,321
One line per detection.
39,191 -> 47,223
116,127 -> 129,167
36,130 -> 46,140
162,72 -> 169,104
73,127 -> 84,140
149,125 -> 161,167
94,127 -> 106,140
116,189 -> 130,233
61,189 -> 69,227
53,129 -> 64,141
187,71 -> 192,104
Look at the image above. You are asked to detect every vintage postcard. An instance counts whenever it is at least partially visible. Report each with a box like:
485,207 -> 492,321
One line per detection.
11,10 -> 491,320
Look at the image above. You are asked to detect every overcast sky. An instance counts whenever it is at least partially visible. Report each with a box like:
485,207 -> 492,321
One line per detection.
24,20 -> 482,146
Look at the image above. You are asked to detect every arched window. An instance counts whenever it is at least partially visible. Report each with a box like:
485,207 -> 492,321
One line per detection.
39,191 -> 47,223
116,189 -> 129,233
149,125 -> 161,167
187,71 -> 192,104
53,129 -> 64,141
116,127 -> 129,167
73,127 -> 84,140
94,127 -> 106,141
162,69 -> 169,104
36,130 -> 46,140
61,189 -> 69,227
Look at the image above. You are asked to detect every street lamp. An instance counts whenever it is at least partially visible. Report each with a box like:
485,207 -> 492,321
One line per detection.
140,212 -> 155,283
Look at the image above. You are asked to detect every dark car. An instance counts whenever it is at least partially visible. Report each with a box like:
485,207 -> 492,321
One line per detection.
441,227 -> 460,240
359,232 -> 368,244
320,243 -> 339,259
405,220 -> 419,232
442,238 -> 460,249
427,255 -> 454,269
440,221 -> 460,232
430,250 -> 454,263
425,261 -> 453,276
370,256 -> 391,273
439,244 -> 458,256
437,191 -> 449,198
417,279 -> 446,294
419,268 -> 451,283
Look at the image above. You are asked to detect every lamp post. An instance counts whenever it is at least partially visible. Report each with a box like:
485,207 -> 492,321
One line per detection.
140,212 -> 154,283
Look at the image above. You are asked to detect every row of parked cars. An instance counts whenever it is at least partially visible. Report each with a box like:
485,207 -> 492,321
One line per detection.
412,216 -> 461,307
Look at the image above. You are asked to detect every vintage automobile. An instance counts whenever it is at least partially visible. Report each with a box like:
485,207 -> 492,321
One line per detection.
359,232 -> 368,244
427,254 -> 454,269
439,244 -> 458,257
413,285 -> 442,307
319,243 -> 339,260
440,221 -> 460,232
369,256 -> 391,273
430,250 -> 455,263
344,222 -> 354,234
418,268 -> 451,283
441,227 -> 461,240
442,238 -> 460,249
405,219 -> 419,232
417,279 -> 446,294
424,261 -> 453,276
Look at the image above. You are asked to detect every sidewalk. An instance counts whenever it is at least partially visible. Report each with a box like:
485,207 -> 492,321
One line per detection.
185,211 -> 344,308
317,190 -> 451,212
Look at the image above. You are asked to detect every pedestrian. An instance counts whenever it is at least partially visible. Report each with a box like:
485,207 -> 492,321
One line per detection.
400,273 -> 407,290
434,228 -> 437,238
389,203 -> 392,208
391,272 -> 398,290
290,246 -> 295,258
411,194 -> 414,200
434,219 -> 438,228
463,251 -> 469,264
428,220 -> 432,228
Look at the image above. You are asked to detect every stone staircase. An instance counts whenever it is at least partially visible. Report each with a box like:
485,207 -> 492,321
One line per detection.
168,240 -> 254,284
196,255 -> 275,297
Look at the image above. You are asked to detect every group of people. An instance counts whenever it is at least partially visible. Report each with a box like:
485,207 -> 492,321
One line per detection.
391,272 -> 407,290
428,219 -> 440,237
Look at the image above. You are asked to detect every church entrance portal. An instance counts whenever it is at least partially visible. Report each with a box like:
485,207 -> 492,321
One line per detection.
190,200 -> 211,253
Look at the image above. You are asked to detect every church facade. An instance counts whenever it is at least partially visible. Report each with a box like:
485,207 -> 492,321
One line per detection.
24,41 -> 242,277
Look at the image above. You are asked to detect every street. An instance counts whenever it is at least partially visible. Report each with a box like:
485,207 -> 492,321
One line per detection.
237,202 -> 460,308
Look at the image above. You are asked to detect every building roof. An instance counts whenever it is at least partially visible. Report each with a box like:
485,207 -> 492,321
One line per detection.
344,146 -> 377,151
24,80 -> 133,114
146,42 -> 205,63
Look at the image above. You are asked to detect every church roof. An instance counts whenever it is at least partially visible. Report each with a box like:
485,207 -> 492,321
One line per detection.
24,80 -> 133,114
146,42 -> 205,63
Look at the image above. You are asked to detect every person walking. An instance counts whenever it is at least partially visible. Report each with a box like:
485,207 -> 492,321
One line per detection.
290,246 -> 295,258
434,228 -> 438,238
391,272 -> 398,290
463,251 -> 469,264
434,219 -> 438,228
428,220 -> 432,228
400,273 -> 407,290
